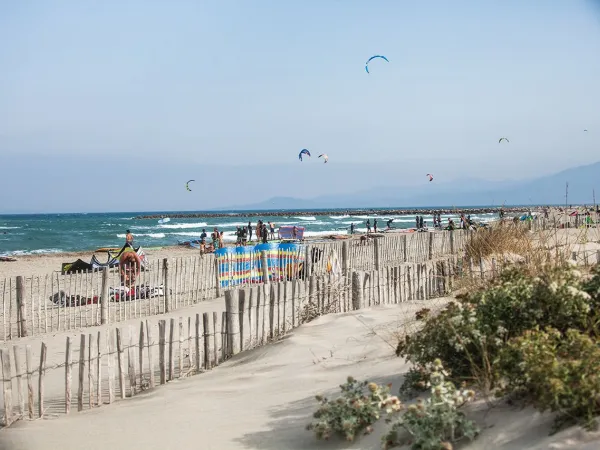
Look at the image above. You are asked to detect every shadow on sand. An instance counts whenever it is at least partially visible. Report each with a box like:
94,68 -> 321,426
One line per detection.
234,373 -> 404,450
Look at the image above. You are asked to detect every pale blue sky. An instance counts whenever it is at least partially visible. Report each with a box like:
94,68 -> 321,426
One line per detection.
1,1 -> 600,212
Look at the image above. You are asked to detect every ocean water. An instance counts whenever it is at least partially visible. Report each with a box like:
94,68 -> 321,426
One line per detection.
0,209 -> 500,256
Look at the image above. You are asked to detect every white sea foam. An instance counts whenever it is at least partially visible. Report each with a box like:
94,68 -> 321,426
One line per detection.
158,222 -> 208,229
329,215 -> 350,219
0,226 -> 21,229
295,216 -> 316,221
3,248 -> 64,256
117,233 -> 166,239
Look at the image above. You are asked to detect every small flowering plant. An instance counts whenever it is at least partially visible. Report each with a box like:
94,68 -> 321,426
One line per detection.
383,360 -> 479,450
307,377 -> 401,442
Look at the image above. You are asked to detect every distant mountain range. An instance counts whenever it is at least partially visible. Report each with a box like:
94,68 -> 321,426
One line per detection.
0,152 -> 597,213
227,161 -> 600,210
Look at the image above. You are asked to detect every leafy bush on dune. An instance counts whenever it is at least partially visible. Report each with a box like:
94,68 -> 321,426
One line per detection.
383,360 -> 479,450
306,377 -> 400,442
396,259 -> 600,434
495,327 -> 600,431
396,262 -> 594,392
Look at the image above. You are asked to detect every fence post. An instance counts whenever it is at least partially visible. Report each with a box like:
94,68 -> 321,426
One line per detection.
351,271 -> 364,310
428,232 -> 434,260
225,289 -> 241,356
374,238 -> 381,271
342,241 -> 349,273
16,276 -> 27,337
100,267 -> 109,325
163,258 -> 170,313
449,230 -> 455,254
304,246 -> 312,278
214,257 -> 221,298
403,235 -> 408,262
260,251 -> 270,284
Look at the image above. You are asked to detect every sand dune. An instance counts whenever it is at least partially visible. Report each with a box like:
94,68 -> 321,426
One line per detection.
2,302 -> 600,450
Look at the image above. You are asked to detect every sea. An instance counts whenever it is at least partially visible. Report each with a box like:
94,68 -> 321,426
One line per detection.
0,209 -> 500,256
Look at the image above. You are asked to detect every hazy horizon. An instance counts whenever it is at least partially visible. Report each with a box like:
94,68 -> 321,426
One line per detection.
1,1 -> 600,212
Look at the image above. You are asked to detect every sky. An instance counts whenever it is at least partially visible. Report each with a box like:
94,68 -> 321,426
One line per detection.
1,0 -> 600,212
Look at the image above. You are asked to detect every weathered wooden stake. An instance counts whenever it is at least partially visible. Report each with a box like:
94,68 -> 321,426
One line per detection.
26,345 -> 33,419
13,346 -> 24,417
1,349 -> 13,426
168,318 -> 175,381
195,314 -> 201,372
77,334 -> 86,411
260,251 -> 270,284
65,338 -> 72,414
163,259 -> 170,313
146,320 -> 155,388
100,267 -> 110,325
203,313 -> 211,370
225,289 -> 241,355
178,317 -> 184,377
88,333 -> 95,407
138,322 -> 145,388
212,312 -> 219,366
116,328 -> 126,399
38,343 -> 46,418
128,327 -> 136,396
16,276 -> 27,337
158,320 -> 166,384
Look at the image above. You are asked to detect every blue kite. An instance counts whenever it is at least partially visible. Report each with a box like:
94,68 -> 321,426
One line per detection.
298,149 -> 311,161
365,55 -> 389,73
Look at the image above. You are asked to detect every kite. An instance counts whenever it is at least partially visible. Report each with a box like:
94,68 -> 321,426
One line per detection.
298,149 -> 311,161
318,154 -> 329,163
584,129 -> 588,132
365,55 -> 389,74
186,180 -> 195,192
498,137 -> 509,143
426,174 -> 433,182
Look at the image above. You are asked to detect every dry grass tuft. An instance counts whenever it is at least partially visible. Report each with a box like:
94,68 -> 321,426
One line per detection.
465,222 -> 532,261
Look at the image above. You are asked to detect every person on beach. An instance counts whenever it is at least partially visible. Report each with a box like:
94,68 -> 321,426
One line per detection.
235,227 -> 242,246
415,216 -> 419,229
256,221 -> 262,242
125,230 -> 134,247
220,231 -> 225,248
366,219 -> 371,233
247,222 -> 253,242
200,229 -> 207,241
269,222 -> 275,240
262,224 -> 268,243
373,219 -> 378,233
212,227 -> 220,250
350,223 -> 355,234
292,226 -> 298,240
387,219 -> 393,230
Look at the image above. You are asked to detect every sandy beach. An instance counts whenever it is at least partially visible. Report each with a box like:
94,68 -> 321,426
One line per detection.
1,302 -> 599,450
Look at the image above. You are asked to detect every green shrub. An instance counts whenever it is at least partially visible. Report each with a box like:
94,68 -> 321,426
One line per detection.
398,365 -> 431,400
383,360 -> 479,450
495,327 -> 600,431
397,263 -> 593,390
306,377 -> 401,442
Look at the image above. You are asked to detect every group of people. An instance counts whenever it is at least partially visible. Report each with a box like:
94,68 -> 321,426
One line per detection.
235,221 -> 277,246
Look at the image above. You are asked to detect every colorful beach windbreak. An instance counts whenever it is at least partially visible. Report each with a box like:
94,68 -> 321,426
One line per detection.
215,242 -> 305,288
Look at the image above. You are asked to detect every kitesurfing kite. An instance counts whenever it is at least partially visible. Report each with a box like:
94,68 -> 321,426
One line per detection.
365,55 -> 389,74
584,129 -> 588,132
186,180 -> 195,192
318,154 -> 329,163
426,174 -> 434,182
298,149 -> 311,161
498,137 -> 509,143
